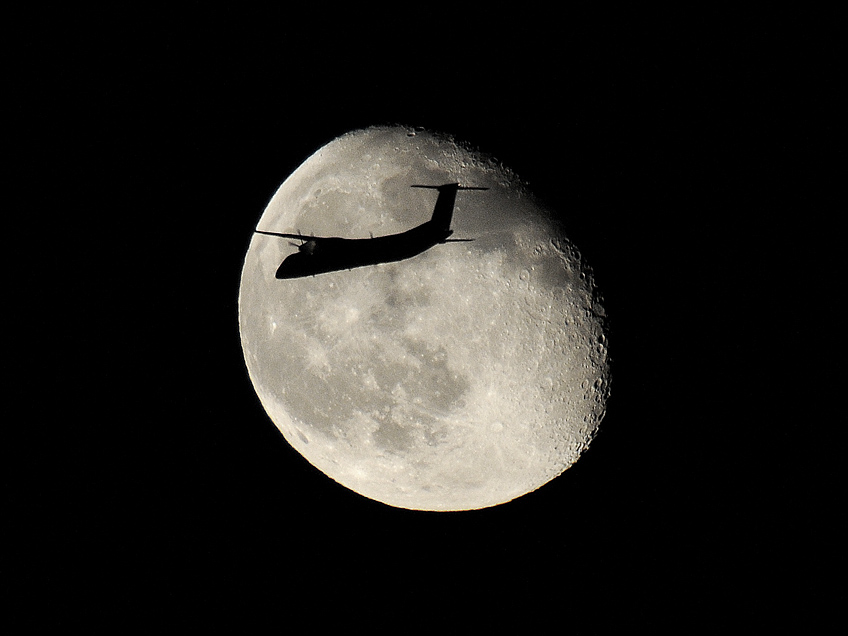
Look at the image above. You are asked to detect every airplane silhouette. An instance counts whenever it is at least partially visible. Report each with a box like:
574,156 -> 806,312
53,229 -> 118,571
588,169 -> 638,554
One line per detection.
255,183 -> 487,279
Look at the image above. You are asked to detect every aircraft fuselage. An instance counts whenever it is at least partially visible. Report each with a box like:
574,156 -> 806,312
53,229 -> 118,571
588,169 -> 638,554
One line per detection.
274,222 -> 452,279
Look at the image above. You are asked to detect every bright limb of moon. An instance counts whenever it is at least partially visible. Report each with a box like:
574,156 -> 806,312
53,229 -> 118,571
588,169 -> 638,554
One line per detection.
238,126 -> 610,511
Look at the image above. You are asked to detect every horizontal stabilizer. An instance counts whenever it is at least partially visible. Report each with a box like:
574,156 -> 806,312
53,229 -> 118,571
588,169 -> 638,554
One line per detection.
411,183 -> 489,191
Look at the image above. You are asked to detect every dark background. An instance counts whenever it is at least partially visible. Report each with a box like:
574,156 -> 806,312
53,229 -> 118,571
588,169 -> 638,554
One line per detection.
8,6 -> 841,630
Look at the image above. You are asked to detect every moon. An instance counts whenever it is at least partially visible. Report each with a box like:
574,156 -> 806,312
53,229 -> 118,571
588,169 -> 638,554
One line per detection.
238,126 -> 610,511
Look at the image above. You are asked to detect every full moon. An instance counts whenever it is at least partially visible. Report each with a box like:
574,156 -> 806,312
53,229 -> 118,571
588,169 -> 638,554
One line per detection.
238,126 -> 610,511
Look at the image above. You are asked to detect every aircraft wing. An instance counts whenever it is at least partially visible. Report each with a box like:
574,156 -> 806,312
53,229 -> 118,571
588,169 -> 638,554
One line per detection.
254,230 -> 317,241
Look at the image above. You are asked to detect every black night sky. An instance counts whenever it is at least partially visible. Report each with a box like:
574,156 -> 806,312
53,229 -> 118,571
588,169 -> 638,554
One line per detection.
8,6 -> 841,630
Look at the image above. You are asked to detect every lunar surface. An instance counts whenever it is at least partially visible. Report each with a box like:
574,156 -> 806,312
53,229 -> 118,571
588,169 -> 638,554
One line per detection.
238,126 -> 610,511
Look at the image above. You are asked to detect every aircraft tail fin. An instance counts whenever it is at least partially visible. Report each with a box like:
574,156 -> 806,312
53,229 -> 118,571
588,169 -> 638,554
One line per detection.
411,183 -> 488,231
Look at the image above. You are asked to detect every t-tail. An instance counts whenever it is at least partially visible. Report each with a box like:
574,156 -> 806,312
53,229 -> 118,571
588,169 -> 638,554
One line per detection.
411,183 -> 488,233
